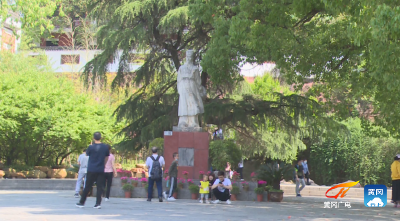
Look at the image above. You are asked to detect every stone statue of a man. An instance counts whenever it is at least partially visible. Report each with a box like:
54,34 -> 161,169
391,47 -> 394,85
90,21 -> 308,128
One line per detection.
175,50 -> 206,130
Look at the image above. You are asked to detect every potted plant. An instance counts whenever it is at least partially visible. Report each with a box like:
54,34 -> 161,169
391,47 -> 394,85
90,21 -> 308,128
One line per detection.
188,184 -> 199,199
254,187 -> 265,202
199,171 -> 205,180
121,177 -> 128,186
173,187 -> 178,199
265,185 -> 273,201
164,169 -> 168,178
140,177 -> 148,187
256,162 -> 292,202
177,178 -> 185,189
258,180 -> 267,187
241,181 -> 249,191
130,177 -> 139,187
122,184 -> 134,198
231,185 -> 240,201
232,171 -> 240,181
141,170 -> 146,178
187,179 -> 194,186
269,189 -> 284,202
182,171 -> 189,179
251,172 -> 257,182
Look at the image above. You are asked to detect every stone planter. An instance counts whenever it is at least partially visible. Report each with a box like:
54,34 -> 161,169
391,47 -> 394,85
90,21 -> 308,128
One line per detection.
132,182 -> 138,187
66,171 -> 78,178
15,172 -> 26,178
34,166 -> 50,174
4,168 -> 16,178
124,191 -> 131,198
257,194 -> 263,202
47,169 -> 67,178
231,194 -> 237,201
269,191 -> 283,202
173,192 -> 178,199
267,192 -> 271,201
183,174 -> 188,179
191,193 -> 198,199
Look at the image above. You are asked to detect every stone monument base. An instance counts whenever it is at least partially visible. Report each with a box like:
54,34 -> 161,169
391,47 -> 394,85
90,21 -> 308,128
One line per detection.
172,126 -> 203,132
164,131 -> 209,180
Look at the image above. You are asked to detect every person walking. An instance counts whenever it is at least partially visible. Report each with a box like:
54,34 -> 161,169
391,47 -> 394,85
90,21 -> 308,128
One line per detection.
295,159 -> 306,197
74,149 -> 89,198
238,159 -> 244,181
104,145 -> 117,202
146,146 -> 165,202
76,132 -> 110,209
302,158 -> 311,185
391,154 -> 400,207
163,152 -> 178,201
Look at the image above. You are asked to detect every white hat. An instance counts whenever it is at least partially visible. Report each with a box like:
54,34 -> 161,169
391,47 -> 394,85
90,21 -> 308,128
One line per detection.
396,154 -> 400,158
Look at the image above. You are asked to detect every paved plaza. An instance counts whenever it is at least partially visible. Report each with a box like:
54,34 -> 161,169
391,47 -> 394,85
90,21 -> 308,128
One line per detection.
0,190 -> 397,221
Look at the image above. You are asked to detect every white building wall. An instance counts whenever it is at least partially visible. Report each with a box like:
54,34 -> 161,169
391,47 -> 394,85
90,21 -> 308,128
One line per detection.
29,50 -> 142,73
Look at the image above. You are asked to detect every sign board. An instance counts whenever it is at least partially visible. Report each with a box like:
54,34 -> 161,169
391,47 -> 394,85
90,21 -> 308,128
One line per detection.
164,131 -> 173,136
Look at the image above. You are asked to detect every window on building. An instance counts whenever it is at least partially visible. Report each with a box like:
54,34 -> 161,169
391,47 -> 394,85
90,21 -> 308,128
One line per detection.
29,55 -> 47,61
61,55 -> 80,64
46,39 -> 59,47
129,53 -> 146,64
3,43 -> 12,50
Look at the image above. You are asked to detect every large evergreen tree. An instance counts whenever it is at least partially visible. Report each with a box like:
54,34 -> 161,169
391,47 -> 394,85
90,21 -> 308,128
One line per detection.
191,0 -> 400,136
82,0 -> 342,155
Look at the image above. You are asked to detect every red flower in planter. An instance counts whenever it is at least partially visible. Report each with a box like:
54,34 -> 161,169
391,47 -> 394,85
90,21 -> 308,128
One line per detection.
251,172 -> 256,177
199,171 -> 205,175
182,171 -> 189,175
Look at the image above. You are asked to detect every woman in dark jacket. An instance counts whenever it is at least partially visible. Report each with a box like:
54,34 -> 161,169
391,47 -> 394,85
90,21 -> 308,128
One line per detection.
208,173 -> 216,200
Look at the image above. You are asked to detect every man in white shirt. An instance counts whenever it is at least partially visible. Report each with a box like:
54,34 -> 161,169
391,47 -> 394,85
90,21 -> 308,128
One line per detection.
145,146 -> 165,202
211,171 -> 232,204
74,149 -> 89,198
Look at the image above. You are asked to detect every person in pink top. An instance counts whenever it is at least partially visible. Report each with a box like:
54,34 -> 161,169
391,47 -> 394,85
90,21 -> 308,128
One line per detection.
104,145 -> 117,201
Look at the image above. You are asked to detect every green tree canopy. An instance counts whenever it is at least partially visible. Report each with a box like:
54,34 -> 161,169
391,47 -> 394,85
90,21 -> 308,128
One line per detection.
190,0 -> 400,136
0,52 -> 118,166
82,0 -> 343,158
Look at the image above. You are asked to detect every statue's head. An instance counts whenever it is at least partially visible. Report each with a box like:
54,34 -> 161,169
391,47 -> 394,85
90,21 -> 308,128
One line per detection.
186,50 -> 194,63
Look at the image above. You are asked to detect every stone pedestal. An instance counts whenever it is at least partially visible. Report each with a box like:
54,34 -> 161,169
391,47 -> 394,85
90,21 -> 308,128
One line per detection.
164,131 -> 209,180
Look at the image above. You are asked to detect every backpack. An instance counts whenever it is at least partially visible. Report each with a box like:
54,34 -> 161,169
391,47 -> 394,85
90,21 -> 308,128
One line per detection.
150,156 -> 162,180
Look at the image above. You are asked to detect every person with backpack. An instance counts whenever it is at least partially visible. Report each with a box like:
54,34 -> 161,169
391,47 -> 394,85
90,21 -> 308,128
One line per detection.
145,146 -> 165,202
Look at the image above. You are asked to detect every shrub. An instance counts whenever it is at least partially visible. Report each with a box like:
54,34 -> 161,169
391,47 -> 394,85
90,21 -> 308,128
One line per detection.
209,140 -> 242,171
122,184 -> 134,192
231,185 -> 240,195
188,184 -> 200,193
269,189 -> 283,192
265,185 -> 273,192
256,162 -> 293,190
310,118 -> 400,186
254,187 -> 265,195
